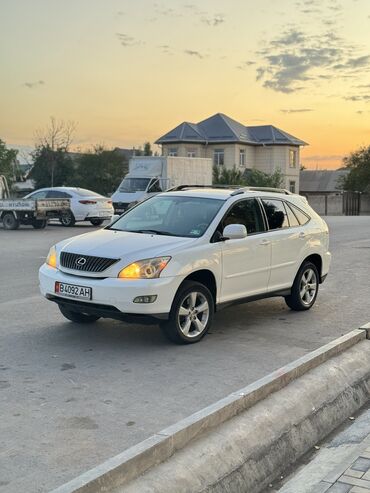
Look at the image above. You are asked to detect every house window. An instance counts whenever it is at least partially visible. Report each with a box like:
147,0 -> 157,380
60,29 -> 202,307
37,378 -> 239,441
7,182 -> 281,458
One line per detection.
214,149 -> 224,166
239,149 -> 246,167
289,180 -> 296,193
168,148 -> 178,157
187,148 -> 196,158
289,149 -> 297,168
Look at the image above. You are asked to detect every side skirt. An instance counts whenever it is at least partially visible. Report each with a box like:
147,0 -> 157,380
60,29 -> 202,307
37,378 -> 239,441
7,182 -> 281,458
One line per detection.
216,288 -> 292,312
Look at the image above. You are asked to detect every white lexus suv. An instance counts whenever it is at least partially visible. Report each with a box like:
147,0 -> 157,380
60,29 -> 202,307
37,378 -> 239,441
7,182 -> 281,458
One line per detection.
39,186 -> 331,344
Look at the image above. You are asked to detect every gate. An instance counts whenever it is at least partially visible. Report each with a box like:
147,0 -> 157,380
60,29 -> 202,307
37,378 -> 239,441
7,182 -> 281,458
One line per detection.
343,191 -> 361,216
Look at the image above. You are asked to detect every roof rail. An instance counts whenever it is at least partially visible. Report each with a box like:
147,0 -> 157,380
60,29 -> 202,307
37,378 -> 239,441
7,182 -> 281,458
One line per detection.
165,184 -> 293,196
230,186 -> 292,196
166,184 -> 241,192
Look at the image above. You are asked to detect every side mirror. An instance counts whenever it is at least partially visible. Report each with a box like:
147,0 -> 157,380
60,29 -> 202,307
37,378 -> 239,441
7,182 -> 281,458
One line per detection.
223,224 -> 247,240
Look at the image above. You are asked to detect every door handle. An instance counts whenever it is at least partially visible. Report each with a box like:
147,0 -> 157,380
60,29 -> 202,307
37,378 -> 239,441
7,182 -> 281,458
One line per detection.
299,232 -> 306,239
260,239 -> 271,246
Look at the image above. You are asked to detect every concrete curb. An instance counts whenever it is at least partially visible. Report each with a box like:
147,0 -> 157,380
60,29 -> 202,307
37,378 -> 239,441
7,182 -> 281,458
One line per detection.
50,327 -> 369,493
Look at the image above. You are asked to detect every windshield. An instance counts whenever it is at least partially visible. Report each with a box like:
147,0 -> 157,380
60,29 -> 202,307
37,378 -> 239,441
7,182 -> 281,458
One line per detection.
119,178 -> 151,193
109,195 -> 224,237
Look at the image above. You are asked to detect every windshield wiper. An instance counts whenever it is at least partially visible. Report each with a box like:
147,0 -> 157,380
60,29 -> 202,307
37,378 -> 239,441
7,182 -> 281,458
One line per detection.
129,229 -> 178,236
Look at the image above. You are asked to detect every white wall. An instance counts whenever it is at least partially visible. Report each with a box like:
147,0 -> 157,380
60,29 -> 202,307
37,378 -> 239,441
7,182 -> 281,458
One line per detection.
161,143 -> 301,191
255,146 -> 300,191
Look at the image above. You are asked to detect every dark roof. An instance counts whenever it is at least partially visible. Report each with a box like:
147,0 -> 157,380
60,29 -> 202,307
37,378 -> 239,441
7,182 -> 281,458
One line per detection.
300,170 -> 349,193
156,113 -> 307,146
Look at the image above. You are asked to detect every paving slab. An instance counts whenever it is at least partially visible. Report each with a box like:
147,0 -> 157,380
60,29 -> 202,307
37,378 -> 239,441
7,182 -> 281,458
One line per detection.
275,407 -> 370,493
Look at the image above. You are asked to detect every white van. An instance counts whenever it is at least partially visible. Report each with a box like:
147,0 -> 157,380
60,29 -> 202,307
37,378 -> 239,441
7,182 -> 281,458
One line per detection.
111,156 -> 213,214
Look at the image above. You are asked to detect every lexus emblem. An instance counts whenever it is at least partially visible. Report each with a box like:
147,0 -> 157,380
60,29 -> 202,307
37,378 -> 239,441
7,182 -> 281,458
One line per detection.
76,257 -> 87,266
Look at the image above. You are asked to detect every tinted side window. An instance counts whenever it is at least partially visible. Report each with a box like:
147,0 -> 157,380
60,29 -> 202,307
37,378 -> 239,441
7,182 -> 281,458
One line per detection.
285,202 -> 300,227
47,190 -> 71,198
221,199 -> 265,234
262,199 -> 289,230
288,203 -> 310,225
29,190 -> 48,199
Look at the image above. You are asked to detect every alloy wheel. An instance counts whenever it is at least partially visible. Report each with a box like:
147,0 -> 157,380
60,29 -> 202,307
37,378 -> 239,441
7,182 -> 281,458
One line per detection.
299,268 -> 317,306
178,291 -> 209,338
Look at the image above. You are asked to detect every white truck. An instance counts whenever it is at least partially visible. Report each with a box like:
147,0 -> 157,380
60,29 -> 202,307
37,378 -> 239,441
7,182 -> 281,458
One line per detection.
111,156 -> 213,214
0,175 -> 71,230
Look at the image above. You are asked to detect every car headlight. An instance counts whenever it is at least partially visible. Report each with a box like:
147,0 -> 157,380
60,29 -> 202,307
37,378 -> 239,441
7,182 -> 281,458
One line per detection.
46,245 -> 58,269
118,257 -> 171,279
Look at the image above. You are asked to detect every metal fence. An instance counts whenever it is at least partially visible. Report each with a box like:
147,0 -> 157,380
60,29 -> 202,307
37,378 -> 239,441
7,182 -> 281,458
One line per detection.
303,192 -> 370,216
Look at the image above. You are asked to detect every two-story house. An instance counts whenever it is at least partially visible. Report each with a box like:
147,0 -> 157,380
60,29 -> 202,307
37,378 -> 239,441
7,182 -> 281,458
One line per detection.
155,113 -> 307,192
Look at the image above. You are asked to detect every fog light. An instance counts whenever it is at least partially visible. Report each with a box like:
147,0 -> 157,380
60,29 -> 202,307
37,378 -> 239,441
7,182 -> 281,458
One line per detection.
133,295 -> 157,304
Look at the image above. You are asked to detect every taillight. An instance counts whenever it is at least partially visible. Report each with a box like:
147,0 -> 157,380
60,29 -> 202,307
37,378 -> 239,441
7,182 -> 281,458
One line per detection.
79,200 -> 97,204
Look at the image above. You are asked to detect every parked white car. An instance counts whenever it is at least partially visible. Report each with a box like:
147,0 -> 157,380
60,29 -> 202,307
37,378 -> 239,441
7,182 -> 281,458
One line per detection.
25,187 -> 113,226
39,186 -> 331,344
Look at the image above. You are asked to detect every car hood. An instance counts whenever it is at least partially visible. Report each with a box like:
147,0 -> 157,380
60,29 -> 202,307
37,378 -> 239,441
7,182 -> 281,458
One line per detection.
111,191 -> 144,203
57,229 -> 196,263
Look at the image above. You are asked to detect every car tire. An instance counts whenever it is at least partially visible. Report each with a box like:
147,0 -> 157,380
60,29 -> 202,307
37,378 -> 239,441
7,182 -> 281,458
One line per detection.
59,305 -> 100,323
285,261 -> 319,311
2,212 -> 20,230
90,219 -> 104,226
160,281 -> 214,344
60,210 -> 76,227
32,219 -> 47,229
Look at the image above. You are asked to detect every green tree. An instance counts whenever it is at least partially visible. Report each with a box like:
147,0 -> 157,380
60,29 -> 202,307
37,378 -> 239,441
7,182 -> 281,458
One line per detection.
30,146 -> 75,189
245,168 -> 284,188
0,139 -> 18,184
213,166 -> 284,188
74,146 -> 128,195
340,146 -> 370,192
143,142 -> 153,156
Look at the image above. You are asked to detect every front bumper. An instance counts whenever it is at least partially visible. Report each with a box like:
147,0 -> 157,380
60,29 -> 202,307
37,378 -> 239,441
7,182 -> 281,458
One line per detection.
39,264 -> 183,320
113,202 -> 130,214
84,209 -> 113,220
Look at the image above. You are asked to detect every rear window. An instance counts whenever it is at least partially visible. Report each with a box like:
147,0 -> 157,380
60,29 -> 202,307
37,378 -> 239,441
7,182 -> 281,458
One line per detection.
73,188 -> 103,197
287,202 -> 310,225
285,202 -> 300,227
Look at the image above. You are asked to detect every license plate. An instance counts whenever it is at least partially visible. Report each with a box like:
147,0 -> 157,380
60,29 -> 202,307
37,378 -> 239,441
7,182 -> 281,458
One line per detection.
55,281 -> 92,300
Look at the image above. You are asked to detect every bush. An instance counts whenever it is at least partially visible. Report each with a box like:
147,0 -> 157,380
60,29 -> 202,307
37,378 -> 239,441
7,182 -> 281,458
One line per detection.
213,166 -> 284,188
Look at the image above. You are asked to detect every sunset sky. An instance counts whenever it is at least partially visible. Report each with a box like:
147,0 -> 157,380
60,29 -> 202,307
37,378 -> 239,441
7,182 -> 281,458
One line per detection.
1,0 -> 369,168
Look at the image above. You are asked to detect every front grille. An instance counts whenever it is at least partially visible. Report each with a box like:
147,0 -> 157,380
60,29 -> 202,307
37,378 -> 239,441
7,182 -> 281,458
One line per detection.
60,252 -> 119,273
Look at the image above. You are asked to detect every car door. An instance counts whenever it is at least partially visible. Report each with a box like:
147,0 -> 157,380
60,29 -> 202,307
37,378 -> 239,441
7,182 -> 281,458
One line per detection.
219,198 -> 271,302
260,198 -> 305,292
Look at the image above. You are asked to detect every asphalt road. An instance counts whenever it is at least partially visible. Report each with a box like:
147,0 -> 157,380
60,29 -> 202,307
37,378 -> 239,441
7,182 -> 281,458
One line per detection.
0,217 -> 369,492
